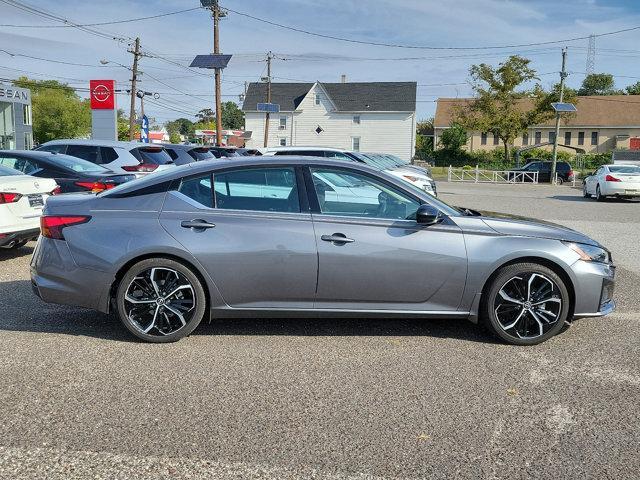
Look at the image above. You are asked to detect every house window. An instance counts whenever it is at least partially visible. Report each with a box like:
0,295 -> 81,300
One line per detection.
480,132 -> 487,145
352,136 -> 360,151
353,115 -> 360,125
564,131 -> 571,145
535,131 -> 542,144
591,131 -> 598,145
578,131 -> 585,145
279,138 -> 286,146
315,125 -> 324,135
549,131 -> 556,144
24,132 -> 33,149
315,94 -> 321,105
493,133 -> 499,145
279,116 -> 287,130
22,104 -> 32,126
522,132 -> 529,146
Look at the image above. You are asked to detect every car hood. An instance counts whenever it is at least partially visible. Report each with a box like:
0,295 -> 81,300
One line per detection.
464,209 -> 601,247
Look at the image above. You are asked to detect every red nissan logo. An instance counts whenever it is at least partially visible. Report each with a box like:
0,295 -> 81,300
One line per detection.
92,84 -> 111,103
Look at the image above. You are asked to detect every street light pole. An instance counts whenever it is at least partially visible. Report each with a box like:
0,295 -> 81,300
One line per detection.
551,47 -> 568,183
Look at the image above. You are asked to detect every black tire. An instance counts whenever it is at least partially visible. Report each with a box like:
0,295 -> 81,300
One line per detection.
481,262 -> 570,346
583,184 -> 591,198
116,258 -> 207,343
596,185 -> 606,202
557,177 -> 564,185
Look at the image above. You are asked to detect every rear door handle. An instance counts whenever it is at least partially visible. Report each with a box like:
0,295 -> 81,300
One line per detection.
321,233 -> 355,244
181,219 -> 216,230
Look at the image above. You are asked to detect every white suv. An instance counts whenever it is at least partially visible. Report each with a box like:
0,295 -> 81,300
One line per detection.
37,140 -> 176,177
262,147 -> 437,195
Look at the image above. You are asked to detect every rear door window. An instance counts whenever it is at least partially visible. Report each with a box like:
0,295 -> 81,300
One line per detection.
66,145 -> 100,164
38,144 -> 67,154
0,156 -> 39,174
178,175 -> 214,208
214,167 -> 300,213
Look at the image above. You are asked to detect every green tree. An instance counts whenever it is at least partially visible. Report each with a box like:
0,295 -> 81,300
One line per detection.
577,73 -> 623,96
414,118 -> 434,160
196,108 -> 214,123
12,77 -> 90,143
456,56 -> 569,163
625,81 -> 640,95
220,101 -> 244,129
116,109 -> 139,141
166,118 -> 195,137
439,123 -> 468,152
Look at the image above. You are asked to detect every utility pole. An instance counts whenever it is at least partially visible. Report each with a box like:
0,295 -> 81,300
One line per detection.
263,51 -> 273,148
550,47 -> 568,184
213,0 -> 223,147
128,37 -> 141,141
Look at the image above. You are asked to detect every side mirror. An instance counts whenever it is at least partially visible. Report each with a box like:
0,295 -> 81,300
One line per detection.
416,204 -> 443,225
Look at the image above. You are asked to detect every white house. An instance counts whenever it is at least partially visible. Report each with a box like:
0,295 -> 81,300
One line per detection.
242,81 -> 417,161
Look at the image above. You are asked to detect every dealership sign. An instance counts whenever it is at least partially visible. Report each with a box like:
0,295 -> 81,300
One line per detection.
0,85 -> 30,104
90,80 -> 116,110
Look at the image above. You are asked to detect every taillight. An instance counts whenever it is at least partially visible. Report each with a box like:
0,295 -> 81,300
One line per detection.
0,192 -> 22,204
122,162 -> 158,173
74,181 -> 116,192
40,215 -> 91,240
605,174 -> 621,182
51,186 -> 62,195
567,170 -> 574,179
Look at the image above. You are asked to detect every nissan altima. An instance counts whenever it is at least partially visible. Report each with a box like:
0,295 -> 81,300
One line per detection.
30,157 -> 616,345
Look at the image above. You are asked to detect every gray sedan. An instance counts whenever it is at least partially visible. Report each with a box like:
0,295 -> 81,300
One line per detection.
31,157 -> 615,345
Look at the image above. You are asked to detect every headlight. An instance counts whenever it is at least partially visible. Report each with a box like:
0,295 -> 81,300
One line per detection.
564,242 -> 611,264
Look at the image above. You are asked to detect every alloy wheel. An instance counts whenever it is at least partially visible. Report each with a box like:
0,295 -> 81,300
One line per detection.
123,267 -> 196,336
493,273 -> 562,340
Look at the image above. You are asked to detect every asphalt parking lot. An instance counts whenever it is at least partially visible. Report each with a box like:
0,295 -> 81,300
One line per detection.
0,182 -> 638,479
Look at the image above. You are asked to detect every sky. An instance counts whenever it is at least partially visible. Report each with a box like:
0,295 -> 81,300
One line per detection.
1,0 -> 639,124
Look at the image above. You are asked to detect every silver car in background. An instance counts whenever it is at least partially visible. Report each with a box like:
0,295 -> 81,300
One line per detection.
31,157 -> 615,345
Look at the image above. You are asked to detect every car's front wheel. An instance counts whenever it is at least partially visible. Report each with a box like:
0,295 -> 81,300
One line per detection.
116,258 -> 207,343
482,263 -> 570,345
583,184 -> 591,198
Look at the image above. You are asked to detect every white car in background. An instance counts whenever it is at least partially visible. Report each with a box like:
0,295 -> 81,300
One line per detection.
262,147 -> 437,196
0,165 -> 57,249
583,164 -> 640,201
36,140 -> 176,177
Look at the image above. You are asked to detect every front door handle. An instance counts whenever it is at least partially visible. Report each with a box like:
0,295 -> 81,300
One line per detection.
321,233 -> 355,244
181,219 -> 216,230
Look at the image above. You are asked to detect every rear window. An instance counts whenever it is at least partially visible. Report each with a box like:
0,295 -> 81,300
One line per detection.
188,148 -> 214,161
132,147 -> 174,165
610,165 -> 640,174
0,165 -> 21,176
100,147 -> 119,164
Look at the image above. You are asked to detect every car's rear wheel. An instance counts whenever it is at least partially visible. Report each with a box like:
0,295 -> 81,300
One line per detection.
116,258 -> 206,343
596,185 -> 606,202
482,263 -> 570,345
556,177 -> 564,185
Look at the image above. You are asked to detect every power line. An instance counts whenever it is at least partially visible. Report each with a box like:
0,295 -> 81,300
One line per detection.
222,4 -> 640,50
0,6 -> 201,27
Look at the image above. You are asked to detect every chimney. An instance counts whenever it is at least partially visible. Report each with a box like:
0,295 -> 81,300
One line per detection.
341,74 -> 347,84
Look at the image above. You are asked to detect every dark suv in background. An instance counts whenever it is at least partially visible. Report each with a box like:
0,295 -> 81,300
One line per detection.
509,160 -> 574,184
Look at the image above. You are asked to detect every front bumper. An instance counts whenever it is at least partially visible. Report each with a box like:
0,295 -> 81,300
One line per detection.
0,228 -> 39,248
572,260 -> 616,318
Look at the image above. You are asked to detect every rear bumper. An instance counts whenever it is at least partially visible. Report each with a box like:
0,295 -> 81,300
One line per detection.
601,183 -> 640,196
0,228 -> 39,248
30,237 -> 113,312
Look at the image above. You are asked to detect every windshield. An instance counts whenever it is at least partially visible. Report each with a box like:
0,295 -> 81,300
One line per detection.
609,165 -> 640,174
51,154 -> 111,173
0,165 -> 21,176
383,154 -> 410,166
135,148 -> 174,165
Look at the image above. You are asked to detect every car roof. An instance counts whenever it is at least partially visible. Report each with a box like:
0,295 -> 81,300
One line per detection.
102,156 -> 392,197
264,146 -> 348,153
160,143 -> 206,151
39,139 -> 163,149
0,149 -> 67,161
